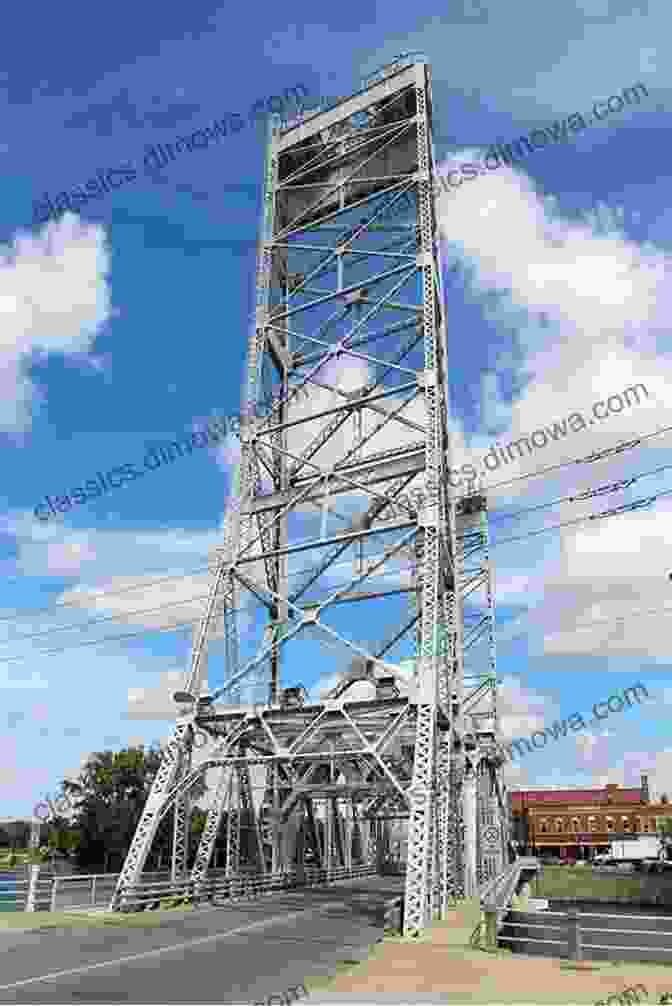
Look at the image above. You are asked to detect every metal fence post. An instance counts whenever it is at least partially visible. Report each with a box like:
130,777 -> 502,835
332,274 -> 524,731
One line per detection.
91,875 -> 97,907
483,903 -> 498,949
26,865 -> 40,913
50,875 -> 59,913
567,910 -> 582,961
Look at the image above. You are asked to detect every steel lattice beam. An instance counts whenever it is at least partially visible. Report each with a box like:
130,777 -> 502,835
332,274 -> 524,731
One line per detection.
112,55 -> 506,931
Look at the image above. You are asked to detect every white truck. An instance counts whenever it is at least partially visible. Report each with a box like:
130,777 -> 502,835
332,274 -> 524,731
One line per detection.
594,835 -> 664,869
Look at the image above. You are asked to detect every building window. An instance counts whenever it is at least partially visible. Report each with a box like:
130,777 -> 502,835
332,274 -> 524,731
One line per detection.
622,816 -> 631,831
571,817 -> 581,832
555,819 -> 563,833
540,819 -> 548,834
650,819 -> 657,832
588,816 -> 596,832
606,817 -> 614,831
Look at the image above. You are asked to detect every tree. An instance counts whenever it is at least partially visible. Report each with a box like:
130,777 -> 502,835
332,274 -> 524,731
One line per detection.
47,825 -> 81,857
658,816 -> 672,836
62,744 -> 207,872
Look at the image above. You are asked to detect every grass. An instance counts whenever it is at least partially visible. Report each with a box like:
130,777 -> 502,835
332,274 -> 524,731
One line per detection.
533,866 -> 647,899
0,904 -> 195,931
0,852 -> 42,868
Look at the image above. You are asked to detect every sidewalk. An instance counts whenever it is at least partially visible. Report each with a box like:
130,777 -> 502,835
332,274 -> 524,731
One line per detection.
303,899 -> 672,1004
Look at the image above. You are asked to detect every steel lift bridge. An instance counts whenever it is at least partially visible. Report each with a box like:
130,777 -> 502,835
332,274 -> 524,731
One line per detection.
111,55 -> 509,934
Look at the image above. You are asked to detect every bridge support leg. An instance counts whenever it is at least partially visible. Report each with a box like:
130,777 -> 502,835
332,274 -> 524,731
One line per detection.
567,910 -> 582,961
483,905 -> 497,949
463,768 -> 478,897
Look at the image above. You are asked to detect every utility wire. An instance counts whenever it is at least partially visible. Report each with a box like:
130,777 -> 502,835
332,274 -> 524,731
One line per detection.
0,560 -> 220,625
489,484 -> 671,551
0,615 -> 198,666
0,555 -> 393,648
0,442 -> 637,624
467,421 -> 672,499
484,455 -> 672,527
0,591 -> 214,647
3,424 -> 672,647
0,469 -> 666,649
2,479 -> 671,666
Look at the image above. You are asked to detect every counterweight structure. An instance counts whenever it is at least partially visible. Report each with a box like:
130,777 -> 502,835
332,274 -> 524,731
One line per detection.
110,55 -> 507,933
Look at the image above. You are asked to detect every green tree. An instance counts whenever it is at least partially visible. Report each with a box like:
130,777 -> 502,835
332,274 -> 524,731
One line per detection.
658,816 -> 672,836
63,745 -> 206,872
47,825 -> 81,857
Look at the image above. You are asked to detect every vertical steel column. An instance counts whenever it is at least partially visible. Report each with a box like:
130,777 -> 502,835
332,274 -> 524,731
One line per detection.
463,764 -> 478,897
171,740 -> 192,883
403,59 -> 454,936
191,765 -> 231,896
225,767 -> 241,880
110,720 -> 193,910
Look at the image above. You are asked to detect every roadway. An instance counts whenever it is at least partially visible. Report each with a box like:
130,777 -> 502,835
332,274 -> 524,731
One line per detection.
0,874 -> 404,1004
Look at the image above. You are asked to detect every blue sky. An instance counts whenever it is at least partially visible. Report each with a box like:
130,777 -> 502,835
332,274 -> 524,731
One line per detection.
2,0 -> 672,817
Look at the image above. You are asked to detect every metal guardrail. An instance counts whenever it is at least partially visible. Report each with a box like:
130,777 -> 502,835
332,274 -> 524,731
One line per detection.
479,857 -> 540,946
50,868 -> 236,912
498,908 -> 672,963
2,863 -> 379,913
1,876 -> 52,912
116,863 -> 379,912
0,867 -> 231,913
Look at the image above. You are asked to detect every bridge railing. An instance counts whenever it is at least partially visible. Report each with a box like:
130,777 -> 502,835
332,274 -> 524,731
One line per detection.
500,907 -> 672,964
480,857 -> 539,946
3,862 -> 380,913
115,863 -> 379,912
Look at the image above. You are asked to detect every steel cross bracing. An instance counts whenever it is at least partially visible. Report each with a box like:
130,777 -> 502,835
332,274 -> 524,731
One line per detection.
111,57 -> 506,929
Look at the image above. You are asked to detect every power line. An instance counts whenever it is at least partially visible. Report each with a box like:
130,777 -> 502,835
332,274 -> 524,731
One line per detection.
0,591 -> 213,648
571,604 -> 672,634
0,555 -> 416,659
0,559 -> 220,625
2,479 -> 671,666
484,457 -> 672,527
0,556 -> 376,648
0,615 -> 198,665
458,421 -> 672,500
490,484 -> 671,551
3,422 -> 672,652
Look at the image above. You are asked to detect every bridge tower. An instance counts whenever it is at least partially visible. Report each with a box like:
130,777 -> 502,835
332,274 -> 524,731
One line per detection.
110,55 -> 506,934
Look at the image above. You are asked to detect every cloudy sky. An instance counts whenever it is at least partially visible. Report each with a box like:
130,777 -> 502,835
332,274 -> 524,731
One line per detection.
1,0 -> 671,816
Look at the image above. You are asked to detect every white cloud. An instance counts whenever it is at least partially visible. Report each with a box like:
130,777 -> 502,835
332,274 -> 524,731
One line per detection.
497,675 -> 552,741
373,3 -> 662,122
127,671 -> 186,720
426,149 -> 672,662
0,214 -> 112,431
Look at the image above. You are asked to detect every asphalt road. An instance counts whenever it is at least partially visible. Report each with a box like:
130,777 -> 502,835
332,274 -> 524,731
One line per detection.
0,875 -> 404,1004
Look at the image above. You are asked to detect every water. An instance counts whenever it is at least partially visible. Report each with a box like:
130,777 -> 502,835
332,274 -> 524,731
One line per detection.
548,898 -> 672,917
0,872 -> 17,912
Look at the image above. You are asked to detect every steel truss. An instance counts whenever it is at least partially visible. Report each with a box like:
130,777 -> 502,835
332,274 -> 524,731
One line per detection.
111,55 -> 506,929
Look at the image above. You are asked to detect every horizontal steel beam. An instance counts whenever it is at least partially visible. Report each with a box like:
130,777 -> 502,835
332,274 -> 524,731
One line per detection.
242,450 -> 426,514
277,65 -> 419,151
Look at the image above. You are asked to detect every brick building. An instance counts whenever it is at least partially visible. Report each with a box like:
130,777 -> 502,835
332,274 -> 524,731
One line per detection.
509,776 -> 670,860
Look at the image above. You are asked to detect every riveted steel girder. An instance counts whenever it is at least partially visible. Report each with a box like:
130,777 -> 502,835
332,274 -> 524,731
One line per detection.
113,56 -> 506,929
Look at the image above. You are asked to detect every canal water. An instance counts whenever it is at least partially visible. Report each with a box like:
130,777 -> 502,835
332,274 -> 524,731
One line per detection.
0,872 -> 17,911
548,899 -> 672,916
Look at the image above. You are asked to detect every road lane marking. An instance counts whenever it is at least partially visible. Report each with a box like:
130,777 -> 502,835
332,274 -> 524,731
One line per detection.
0,900 -> 349,991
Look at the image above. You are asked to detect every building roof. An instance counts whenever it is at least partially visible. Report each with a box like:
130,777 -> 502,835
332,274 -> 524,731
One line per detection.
510,788 -> 643,806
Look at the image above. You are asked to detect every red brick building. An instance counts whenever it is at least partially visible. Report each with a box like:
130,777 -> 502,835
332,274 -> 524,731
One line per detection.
509,776 -> 670,860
